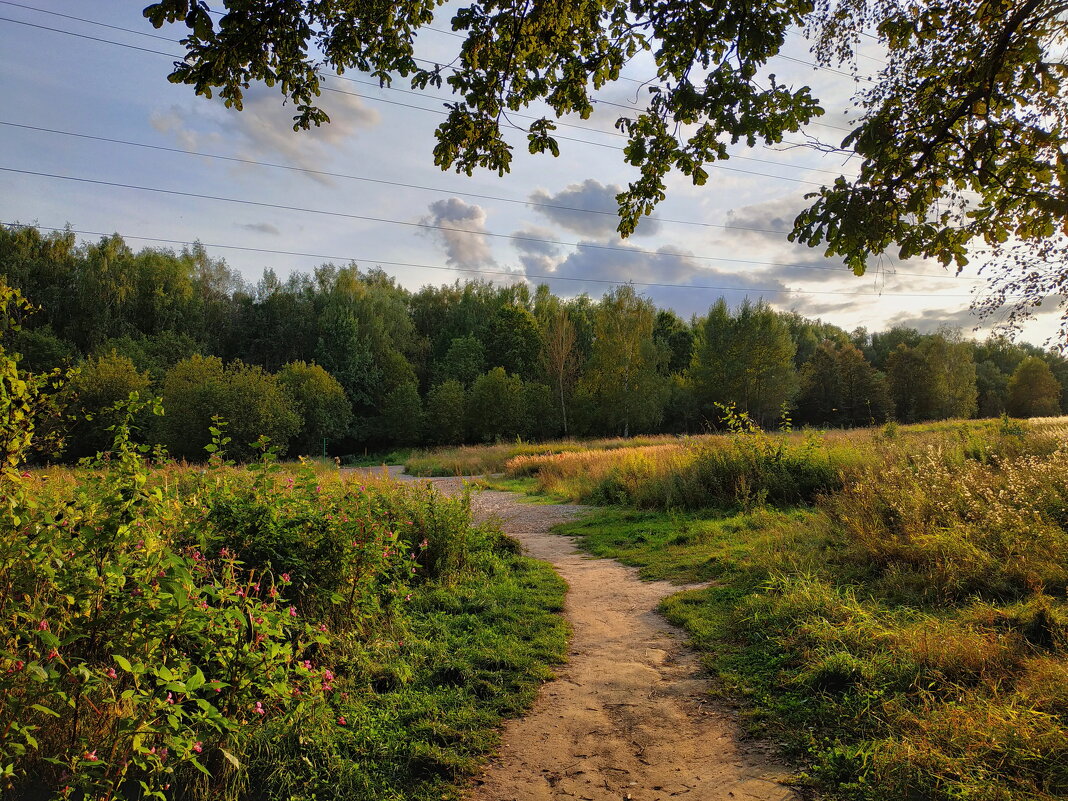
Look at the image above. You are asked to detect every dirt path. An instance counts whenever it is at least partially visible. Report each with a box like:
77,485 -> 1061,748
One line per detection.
364,468 -> 799,801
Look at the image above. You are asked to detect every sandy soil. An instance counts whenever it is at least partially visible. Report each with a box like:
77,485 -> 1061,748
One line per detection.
361,467 -> 799,801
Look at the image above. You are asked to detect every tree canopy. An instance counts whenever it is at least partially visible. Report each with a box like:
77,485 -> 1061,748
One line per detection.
144,0 -> 1068,338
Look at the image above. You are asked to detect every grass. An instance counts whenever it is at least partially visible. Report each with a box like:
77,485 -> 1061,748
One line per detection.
536,419 -> 1068,800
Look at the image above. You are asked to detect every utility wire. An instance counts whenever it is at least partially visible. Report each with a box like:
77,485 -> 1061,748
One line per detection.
0,12 -> 859,182
0,120 -> 805,234
2,167 -> 980,284
0,222 -> 981,299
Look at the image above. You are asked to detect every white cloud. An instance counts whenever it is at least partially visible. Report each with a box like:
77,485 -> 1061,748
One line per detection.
530,179 -> 662,238
421,198 -> 497,269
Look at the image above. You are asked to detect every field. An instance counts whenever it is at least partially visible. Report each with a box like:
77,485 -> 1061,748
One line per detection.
425,416 -> 1068,800
1,430 -> 566,801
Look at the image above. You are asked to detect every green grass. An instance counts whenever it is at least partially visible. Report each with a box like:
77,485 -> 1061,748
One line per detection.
275,542 -> 569,801
547,479 -> 1068,801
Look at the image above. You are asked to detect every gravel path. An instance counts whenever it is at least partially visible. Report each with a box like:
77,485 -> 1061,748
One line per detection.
356,467 -> 798,801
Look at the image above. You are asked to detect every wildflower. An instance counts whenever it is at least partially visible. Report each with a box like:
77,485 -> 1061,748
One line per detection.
83,750 -> 98,762
167,692 -> 175,704
12,660 -> 24,671
280,572 -> 291,583
46,648 -> 59,660
302,660 -> 313,670
192,742 -> 203,754
37,620 -> 49,631
106,667 -> 117,679
404,594 -> 412,601
254,701 -> 265,715
286,477 -> 294,488
236,589 -> 246,598
337,716 -> 346,725
420,538 -> 428,549
318,623 -> 328,632
268,587 -> 278,598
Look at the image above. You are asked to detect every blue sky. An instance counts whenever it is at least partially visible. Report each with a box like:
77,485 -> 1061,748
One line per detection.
1,0 -> 1059,343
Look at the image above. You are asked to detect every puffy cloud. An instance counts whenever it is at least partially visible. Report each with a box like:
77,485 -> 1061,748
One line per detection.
421,198 -> 497,269
724,194 -> 807,239
512,228 -> 562,275
529,179 -> 661,238
516,238 -> 791,318
150,84 -> 380,184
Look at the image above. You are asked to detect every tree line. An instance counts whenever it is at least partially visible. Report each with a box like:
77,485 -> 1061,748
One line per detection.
2,225 -> 1066,460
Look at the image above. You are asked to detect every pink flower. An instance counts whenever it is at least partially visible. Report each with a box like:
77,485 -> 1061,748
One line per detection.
404,594 -> 412,601
37,620 -> 48,631
46,648 -> 59,660
268,587 -> 278,598
106,667 -> 117,679
192,742 -> 203,754
420,539 -> 429,549
280,573 -> 291,583
288,607 -> 297,617
167,692 -> 175,704
302,660 -> 313,670
83,750 -> 98,762
318,624 -> 328,632
236,589 -> 246,598
254,701 -> 265,715
337,716 -> 346,725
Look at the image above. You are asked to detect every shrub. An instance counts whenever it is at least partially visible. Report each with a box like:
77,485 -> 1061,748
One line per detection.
64,352 -> 151,458
162,356 -> 301,461
277,360 -> 353,455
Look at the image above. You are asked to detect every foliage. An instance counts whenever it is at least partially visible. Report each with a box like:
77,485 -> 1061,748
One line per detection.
144,1 -> 1068,335
64,353 -> 152,459
0,388 -> 567,799
575,286 -> 669,437
379,381 -> 424,445
162,356 -> 301,462
1006,356 -> 1062,417
424,380 -> 467,446
277,360 -> 353,455
436,336 -> 485,387
887,333 -> 978,422
466,368 -> 525,443
796,340 -> 891,427
691,299 -> 798,427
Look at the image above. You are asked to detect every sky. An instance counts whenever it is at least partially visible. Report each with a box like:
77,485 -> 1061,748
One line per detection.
0,0 -> 1061,345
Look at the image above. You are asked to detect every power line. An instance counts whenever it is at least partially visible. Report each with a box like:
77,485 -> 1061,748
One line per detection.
2,167 -> 980,284
0,222 -> 981,299
0,119 -> 798,234
0,12 -> 859,183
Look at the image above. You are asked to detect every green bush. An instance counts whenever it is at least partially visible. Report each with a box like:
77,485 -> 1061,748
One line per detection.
162,356 -> 301,461
277,360 -> 352,455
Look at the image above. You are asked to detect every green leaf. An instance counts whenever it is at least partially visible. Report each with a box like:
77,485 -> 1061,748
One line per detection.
114,654 -> 133,672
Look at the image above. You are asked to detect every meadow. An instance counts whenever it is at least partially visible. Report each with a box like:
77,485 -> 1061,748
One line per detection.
427,414 -> 1068,800
1,419 -> 566,801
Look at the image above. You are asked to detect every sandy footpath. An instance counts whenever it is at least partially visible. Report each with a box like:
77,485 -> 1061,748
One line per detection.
358,467 -> 799,801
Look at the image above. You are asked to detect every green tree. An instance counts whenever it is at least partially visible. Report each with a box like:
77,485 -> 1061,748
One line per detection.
1006,356 -> 1062,418
577,287 -> 668,437
690,299 -> 798,427
467,368 -> 525,442
147,1 -> 1068,335
539,306 -> 581,436
522,381 -> 559,441
379,381 -> 424,445
436,335 -> 486,387
486,305 -> 541,380
65,354 -> 152,459
277,361 -> 353,455
653,310 -> 694,375
162,356 -> 300,461
796,341 -> 890,427
886,333 -> 977,422
424,380 -> 467,445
